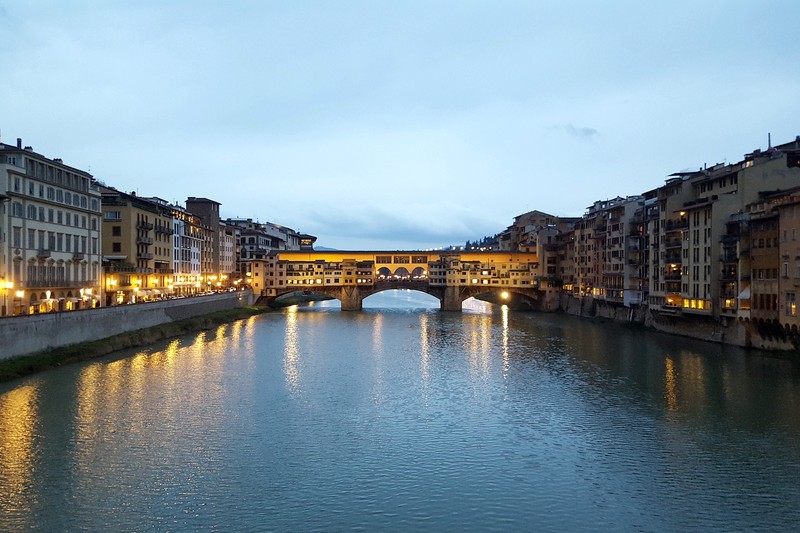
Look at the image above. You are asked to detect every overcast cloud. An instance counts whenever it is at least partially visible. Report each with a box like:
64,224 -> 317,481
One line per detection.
2,1 -> 798,249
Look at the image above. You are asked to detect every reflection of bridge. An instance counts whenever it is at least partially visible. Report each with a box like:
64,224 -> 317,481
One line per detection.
252,250 -> 558,311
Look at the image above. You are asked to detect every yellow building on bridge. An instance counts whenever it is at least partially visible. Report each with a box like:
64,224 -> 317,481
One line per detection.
251,250 -> 557,311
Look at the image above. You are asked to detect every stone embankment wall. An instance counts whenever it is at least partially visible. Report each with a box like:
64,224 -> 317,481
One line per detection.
0,291 -> 254,361
559,294 -> 799,352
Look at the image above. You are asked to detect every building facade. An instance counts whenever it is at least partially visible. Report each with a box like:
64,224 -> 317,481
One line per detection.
1,139 -> 102,315
100,187 -> 175,304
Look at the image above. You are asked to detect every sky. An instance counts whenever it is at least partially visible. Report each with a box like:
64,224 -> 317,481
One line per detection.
1,1 -> 798,250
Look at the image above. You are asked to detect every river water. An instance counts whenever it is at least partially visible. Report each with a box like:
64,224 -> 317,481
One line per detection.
1,291 -> 799,531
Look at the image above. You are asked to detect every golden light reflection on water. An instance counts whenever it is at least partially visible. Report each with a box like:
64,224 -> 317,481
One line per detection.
467,314 -> 492,383
284,306 -> 301,393
664,355 -> 678,411
371,314 -> 386,403
214,323 -> 229,342
419,314 -> 430,383
0,383 -> 38,515
501,305 -> 509,378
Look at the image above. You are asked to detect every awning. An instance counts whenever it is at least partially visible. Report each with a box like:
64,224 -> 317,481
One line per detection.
737,287 -> 751,300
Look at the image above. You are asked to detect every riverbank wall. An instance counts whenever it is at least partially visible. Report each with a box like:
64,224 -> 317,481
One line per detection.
0,290 -> 255,361
559,294 -> 800,353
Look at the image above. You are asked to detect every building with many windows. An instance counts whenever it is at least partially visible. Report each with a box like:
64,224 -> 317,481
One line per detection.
1,139 -> 102,315
100,187 -> 174,305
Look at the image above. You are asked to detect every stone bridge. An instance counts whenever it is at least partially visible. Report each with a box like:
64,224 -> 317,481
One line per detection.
251,250 -> 558,312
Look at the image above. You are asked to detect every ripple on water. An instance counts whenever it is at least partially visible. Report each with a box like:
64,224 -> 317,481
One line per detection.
1,306 -> 799,531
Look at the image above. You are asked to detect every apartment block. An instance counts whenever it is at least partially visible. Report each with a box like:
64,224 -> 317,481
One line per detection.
1,139 -> 102,315
100,187 -> 175,304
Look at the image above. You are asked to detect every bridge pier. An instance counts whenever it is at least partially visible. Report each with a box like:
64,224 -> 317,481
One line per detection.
440,286 -> 463,312
340,286 -> 363,311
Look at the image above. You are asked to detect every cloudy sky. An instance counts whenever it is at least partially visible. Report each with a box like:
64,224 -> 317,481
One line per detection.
2,1 -> 798,249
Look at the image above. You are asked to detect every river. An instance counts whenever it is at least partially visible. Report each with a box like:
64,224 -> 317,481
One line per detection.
1,291 -> 799,531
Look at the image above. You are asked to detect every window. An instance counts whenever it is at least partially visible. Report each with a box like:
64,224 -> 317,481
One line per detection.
12,202 -> 22,217
27,205 -> 36,219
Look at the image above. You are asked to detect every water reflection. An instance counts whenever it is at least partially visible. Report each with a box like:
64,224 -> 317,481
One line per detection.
664,355 -> 678,411
2,304 -> 800,531
419,313 -> 430,384
501,305 -> 509,379
0,383 -> 38,519
283,305 -> 301,393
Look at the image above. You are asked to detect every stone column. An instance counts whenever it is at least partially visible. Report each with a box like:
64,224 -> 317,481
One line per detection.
440,286 -> 463,312
340,286 -> 363,311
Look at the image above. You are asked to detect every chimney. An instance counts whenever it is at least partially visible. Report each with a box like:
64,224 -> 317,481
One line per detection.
16,138 -> 22,149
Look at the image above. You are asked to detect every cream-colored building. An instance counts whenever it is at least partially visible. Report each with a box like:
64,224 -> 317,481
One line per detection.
776,189 -> 800,330
1,139 -> 102,315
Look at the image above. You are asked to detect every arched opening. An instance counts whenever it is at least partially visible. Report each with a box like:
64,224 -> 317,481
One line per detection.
411,267 -> 426,280
392,267 -> 410,280
274,290 -> 335,307
377,267 -> 392,280
363,288 -> 438,309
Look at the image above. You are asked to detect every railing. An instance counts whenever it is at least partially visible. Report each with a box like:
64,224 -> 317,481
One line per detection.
72,252 -> 85,260
137,237 -> 154,244
137,221 -> 154,230
665,219 -> 688,231
37,249 -> 51,258
24,279 -> 98,288
137,252 -> 154,260
105,265 -> 153,274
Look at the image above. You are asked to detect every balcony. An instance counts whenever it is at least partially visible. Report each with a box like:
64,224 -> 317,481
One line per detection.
137,221 -> 154,230
664,272 -> 682,281
37,249 -> 51,258
137,236 -> 154,245
25,279 -> 73,288
665,219 -> 688,231
72,252 -> 85,260
664,239 -> 683,249
137,252 -> 154,260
